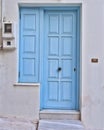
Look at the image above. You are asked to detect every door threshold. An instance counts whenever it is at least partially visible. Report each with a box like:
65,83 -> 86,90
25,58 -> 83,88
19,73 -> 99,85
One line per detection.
40,109 -> 80,114
39,110 -> 80,120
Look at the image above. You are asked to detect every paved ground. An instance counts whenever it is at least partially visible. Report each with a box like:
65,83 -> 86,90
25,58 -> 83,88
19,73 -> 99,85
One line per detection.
0,116 -> 38,130
0,117 -> 103,130
38,120 -> 85,130
0,117 -> 85,130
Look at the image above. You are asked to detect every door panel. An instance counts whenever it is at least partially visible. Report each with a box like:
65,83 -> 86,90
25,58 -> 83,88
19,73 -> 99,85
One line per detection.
61,59 -> 72,79
61,37 -> 72,56
48,59 -> 59,78
60,82 -> 72,101
43,10 -> 77,109
48,81 -> 59,101
49,15 -> 59,34
61,14 -> 73,34
48,37 -> 59,56
20,9 -> 39,83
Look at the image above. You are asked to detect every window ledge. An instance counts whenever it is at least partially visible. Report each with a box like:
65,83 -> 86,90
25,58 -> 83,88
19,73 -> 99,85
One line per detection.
14,83 -> 40,87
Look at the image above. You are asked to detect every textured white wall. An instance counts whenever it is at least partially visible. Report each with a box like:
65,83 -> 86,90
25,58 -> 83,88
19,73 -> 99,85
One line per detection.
0,0 -> 104,129
0,49 -> 40,120
0,0 -> 2,45
81,0 -> 104,129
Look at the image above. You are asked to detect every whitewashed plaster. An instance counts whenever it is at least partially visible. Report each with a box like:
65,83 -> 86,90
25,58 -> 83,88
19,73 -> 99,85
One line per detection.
0,0 -> 104,129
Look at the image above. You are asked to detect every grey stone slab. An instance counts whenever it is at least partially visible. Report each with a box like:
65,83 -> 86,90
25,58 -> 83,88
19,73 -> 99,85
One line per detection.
40,110 -> 80,120
38,120 -> 85,130
0,117 -> 37,130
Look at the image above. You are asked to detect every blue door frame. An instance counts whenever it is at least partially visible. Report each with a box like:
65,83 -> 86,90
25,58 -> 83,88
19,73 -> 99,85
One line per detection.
40,7 -> 80,110
19,6 -> 80,110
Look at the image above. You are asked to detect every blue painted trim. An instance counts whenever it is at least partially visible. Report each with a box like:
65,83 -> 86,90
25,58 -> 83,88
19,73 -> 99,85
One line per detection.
39,8 -> 44,110
19,6 -> 80,110
42,7 -> 80,11
19,8 -> 21,82
76,8 -> 80,110
40,7 -> 80,110
20,6 -> 80,10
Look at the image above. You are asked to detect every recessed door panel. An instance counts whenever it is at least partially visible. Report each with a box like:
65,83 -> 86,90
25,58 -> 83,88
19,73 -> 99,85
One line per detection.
60,82 -> 72,101
61,37 -> 72,56
49,15 -> 59,34
61,14 -> 73,34
48,82 -> 59,101
48,59 -> 59,78
61,59 -> 72,79
48,37 -> 59,56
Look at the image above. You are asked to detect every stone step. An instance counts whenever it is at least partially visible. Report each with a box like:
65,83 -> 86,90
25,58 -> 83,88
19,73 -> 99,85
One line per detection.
38,120 -> 85,130
39,110 -> 80,120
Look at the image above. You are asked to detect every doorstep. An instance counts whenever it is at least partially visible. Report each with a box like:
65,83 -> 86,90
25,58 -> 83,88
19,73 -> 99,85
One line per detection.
38,120 -> 84,130
39,110 -> 80,120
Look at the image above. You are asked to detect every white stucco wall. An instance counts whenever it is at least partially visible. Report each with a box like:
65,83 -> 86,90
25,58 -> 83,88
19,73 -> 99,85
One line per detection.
0,50 -> 40,120
0,0 -> 104,129
82,0 -> 104,129
0,0 -> 2,45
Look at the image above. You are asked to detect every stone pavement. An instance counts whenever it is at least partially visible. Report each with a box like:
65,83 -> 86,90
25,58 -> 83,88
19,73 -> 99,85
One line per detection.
0,116 -> 38,130
0,117 -> 85,130
0,117 -> 103,130
38,120 -> 85,130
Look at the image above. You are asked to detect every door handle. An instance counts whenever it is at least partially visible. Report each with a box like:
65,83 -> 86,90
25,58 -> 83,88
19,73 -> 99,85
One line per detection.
58,67 -> 62,72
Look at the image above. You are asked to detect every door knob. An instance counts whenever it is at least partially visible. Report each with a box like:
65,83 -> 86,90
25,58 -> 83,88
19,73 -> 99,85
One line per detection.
58,67 -> 62,71
74,68 -> 76,72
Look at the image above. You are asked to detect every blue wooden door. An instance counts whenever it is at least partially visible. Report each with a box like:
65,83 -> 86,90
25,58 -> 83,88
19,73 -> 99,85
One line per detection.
43,10 -> 77,109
